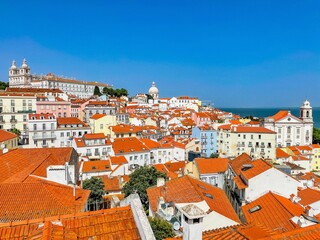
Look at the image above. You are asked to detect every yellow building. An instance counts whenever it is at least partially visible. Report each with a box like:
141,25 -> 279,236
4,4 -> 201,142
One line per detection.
89,113 -> 117,135
0,129 -> 19,150
311,144 -> 320,171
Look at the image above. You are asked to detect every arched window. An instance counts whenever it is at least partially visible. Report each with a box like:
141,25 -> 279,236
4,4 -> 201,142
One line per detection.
306,111 -> 309,118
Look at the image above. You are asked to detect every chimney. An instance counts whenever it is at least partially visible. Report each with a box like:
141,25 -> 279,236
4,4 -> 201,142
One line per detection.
305,205 -> 314,217
179,204 -> 206,240
157,177 -> 165,187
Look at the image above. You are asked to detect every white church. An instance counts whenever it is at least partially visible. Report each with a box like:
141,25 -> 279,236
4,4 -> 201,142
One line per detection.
263,100 -> 313,147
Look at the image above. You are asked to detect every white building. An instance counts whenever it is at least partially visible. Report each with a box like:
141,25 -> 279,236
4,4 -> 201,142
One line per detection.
28,113 -> 57,148
73,133 -> 114,159
9,59 -> 109,98
263,100 -> 313,147
56,117 -> 91,147
218,125 -> 276,160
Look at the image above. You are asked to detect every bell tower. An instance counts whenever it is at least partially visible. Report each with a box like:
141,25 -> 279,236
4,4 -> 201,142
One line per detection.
300,100 -> 313,123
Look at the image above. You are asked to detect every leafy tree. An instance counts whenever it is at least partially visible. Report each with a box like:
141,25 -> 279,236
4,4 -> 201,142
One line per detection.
83,177 -> 105,210
210,153 -> 219,158
123,166 -> 166,208
103,87 -> 128,98
94,86 -> 102,96
313,128 -> 320,144
148,217 -> 175,240
0,81 -> 8,90
11,128 -> 21,136
102,87 -> 115,97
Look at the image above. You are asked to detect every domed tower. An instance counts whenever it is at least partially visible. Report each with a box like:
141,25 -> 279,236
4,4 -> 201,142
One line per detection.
300,100 -> 313,123
148,81 -> 159,100
20,58 -> 30,74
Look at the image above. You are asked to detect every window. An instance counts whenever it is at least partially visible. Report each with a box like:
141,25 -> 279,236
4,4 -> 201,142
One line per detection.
258,135 -> 261,140
33,124 -> 37,131
60,132 -> 64,137
42,123 -> 46,130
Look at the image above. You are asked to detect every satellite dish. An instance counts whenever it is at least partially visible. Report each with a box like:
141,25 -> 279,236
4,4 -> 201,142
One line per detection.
173,221 -> 180,231
165,215 -> 172,221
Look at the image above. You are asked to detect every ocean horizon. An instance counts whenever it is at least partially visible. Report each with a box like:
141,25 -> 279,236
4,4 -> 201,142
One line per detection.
220,107 -> 320,129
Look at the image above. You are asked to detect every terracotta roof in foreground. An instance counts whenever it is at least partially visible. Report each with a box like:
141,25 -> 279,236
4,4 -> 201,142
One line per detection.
0,206 -> 140,240
0,177 -> 90,222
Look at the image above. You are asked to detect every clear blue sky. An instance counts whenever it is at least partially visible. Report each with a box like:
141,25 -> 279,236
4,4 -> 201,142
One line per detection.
0,1 -> 319,107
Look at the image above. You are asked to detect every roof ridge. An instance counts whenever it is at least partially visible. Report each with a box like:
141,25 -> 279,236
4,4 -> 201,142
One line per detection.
269,192 -> 300,217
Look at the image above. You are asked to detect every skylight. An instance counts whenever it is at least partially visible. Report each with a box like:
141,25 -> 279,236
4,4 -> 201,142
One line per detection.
249,205 -> 261,213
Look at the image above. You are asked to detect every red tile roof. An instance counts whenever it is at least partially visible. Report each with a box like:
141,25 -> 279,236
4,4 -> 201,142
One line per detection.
276,148 -> 291,158
0,206 -> 141,239
229,153 -> 253,175
57,117 -> 88,127
83,133 -> 106,139
0,177 -> 89,222
110,156 -> 128,165
112,137 -> 149,154
196,158 -> 230,174
0,130 -> 18,142
240,159 -> 272,181
28,113 -> 55,120
297,188 -> 320,206
111,124 -> 143,134
90,113 -> 106,120
147,175 -> 240,223
166,223 -> 271,240
242,192 -> 304,233
82,160 -> 111,173
269,111 -> 289,121
0,148 -> 75,183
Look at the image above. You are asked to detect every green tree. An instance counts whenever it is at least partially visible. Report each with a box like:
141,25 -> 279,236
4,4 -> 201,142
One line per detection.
210,153 -> 219,158
0,81 -> 9,90
102,87 -> 115,97
123,166 -> 166,208
83,177 -> 105,210
148,217 -> 175,240
94,86 -> 102,96
11,128 -> 21,136
313,128 -> 320,144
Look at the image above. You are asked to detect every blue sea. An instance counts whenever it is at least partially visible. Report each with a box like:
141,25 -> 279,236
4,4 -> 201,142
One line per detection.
220,107 -> 320,128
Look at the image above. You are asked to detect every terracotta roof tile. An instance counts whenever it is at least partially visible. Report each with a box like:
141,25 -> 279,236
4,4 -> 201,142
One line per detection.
0,130 -> 18,142
147,175 -> 240,223
0,177 -> 90,222
229,153 -> 253,175
82,160 -> 111,173
90,113 -> 106,120
240,159 -> 272,181
297,188 -> 320,206
110,156 -> 128,165
196,158 -> 229,174
242,192 -> 304,233
0,206 -> 140,239
0,148 -> 75,183
112,137 -> 149,154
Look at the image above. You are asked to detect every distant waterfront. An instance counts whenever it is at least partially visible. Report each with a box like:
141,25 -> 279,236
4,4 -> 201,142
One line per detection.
220,107 -> 320,128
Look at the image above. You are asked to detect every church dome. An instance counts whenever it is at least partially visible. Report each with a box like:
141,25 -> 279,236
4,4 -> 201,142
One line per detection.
10,60 -> 17,70
21,58 -> 29,69
148,82 -> 159,95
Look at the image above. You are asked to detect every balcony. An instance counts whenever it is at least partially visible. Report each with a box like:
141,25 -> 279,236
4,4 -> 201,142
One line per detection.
10,119 -> 17,123
32,134 -> 57,140
17,110 -> 36,114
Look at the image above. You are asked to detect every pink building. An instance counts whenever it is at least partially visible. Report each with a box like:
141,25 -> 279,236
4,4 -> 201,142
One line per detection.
191,112 -> 212,127
71,98 -> 90,121
37,95 -> 71,118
